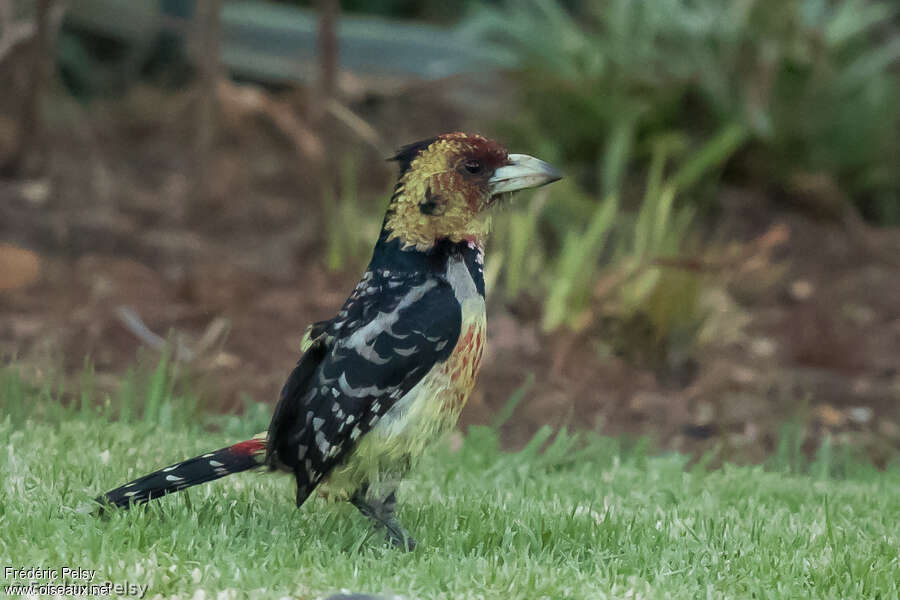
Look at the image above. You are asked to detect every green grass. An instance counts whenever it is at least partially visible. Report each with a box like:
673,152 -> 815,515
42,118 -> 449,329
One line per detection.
2,366 -> 899,599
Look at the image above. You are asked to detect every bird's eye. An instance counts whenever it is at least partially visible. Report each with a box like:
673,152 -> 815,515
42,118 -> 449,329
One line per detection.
463,159 -> 482,174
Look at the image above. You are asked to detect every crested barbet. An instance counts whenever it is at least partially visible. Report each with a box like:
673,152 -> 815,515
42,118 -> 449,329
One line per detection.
96,133 -> 562,549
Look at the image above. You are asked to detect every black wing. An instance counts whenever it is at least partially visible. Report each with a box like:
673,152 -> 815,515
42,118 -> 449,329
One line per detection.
268,268 -> 461,505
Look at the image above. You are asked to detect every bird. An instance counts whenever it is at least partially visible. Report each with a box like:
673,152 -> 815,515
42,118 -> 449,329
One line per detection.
95,132 -> 562,549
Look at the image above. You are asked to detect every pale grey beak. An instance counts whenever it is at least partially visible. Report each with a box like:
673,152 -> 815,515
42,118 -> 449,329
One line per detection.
488,153 -> 563,195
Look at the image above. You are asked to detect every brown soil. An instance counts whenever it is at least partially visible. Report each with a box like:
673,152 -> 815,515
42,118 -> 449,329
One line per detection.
2,87 -> 899,466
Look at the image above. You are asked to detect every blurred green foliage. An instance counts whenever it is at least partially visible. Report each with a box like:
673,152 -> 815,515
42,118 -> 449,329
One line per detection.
461,0 -> 900,363
323,154 -> 384,273
465,0 -> 900,221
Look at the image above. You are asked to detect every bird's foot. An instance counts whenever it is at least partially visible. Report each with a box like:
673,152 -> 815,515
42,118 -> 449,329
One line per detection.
351,489 -> 417,551
382,517 -> 416,551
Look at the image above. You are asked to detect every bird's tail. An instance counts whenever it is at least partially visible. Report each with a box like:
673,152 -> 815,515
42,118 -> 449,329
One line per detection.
96,433 -> 267,510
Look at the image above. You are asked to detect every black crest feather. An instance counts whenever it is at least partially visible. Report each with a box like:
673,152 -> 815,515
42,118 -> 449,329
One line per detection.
388,136 -> 439,174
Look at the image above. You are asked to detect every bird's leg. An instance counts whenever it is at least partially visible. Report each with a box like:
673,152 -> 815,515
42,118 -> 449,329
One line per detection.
377,491 -> 416,551
350,488 -> 416,551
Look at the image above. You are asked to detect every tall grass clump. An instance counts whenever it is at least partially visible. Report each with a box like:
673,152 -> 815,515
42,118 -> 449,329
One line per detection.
322,154 -> 384,273
465,0 -> 900,221
464,0 -> 900,359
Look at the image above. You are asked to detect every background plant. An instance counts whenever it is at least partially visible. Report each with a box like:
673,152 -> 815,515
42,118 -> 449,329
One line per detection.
463,0 -> 900,361
465,0 -> 900,220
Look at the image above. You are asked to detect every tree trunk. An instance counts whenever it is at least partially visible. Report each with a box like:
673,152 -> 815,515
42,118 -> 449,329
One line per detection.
1,0 -> 54,178
317,0 -> 338,101
193,0 -> 222,209
312,0 -> 339,124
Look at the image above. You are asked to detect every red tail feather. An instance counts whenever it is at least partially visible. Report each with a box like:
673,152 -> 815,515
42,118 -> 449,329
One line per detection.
230,438 -> 267,456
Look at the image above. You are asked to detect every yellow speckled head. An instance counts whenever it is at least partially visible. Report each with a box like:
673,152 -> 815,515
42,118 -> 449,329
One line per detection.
383,133 -> 562,251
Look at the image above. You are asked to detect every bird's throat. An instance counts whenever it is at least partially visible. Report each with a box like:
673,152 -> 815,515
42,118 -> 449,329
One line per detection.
383,186 -> 491,251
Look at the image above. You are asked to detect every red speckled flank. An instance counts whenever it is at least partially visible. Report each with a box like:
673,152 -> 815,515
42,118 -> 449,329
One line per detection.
444,322 -> 487,412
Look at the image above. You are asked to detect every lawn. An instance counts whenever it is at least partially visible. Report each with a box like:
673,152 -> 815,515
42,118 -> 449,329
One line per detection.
1,366 -> 899,600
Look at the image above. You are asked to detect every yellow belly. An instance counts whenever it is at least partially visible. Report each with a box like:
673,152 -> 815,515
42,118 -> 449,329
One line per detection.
322,304 -> 486,498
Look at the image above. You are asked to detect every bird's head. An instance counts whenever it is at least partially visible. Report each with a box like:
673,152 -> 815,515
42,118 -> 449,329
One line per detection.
383,132 -> 562,251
